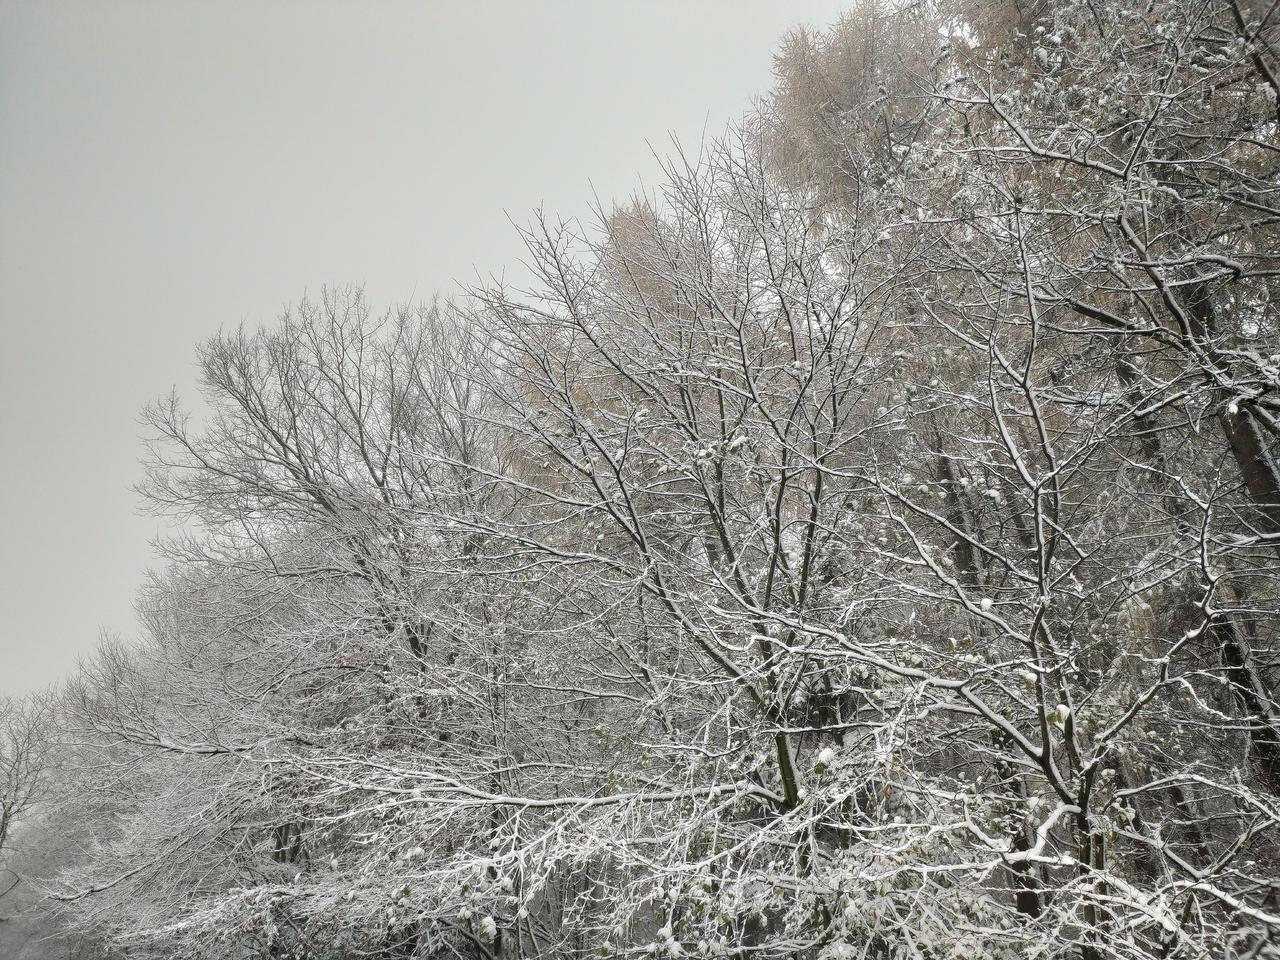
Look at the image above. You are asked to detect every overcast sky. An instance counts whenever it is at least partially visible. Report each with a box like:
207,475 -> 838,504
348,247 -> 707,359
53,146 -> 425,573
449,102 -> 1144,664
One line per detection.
0,1 -> 847,695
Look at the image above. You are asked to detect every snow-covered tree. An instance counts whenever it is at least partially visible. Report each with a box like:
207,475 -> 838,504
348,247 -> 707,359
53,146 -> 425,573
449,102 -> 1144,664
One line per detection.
31,3 -> 1280,959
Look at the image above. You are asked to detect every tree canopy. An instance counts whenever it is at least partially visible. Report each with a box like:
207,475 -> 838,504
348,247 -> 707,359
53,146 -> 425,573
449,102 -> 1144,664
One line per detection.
5,2 -> 1280,958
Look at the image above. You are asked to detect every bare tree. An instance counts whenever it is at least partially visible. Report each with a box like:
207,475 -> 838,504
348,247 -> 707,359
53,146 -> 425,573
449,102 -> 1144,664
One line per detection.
0,693 -> 50,909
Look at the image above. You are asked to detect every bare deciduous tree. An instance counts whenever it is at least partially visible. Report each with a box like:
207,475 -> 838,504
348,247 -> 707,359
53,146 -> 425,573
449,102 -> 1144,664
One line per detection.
0,694 -> 49,909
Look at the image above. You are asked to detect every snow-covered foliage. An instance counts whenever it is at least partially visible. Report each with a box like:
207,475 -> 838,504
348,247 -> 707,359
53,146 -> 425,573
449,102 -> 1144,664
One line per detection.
26,2 -> 1280,958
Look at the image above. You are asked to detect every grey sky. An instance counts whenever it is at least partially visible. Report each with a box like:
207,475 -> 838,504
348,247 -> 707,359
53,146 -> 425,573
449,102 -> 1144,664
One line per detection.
0,1 -> 847,695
